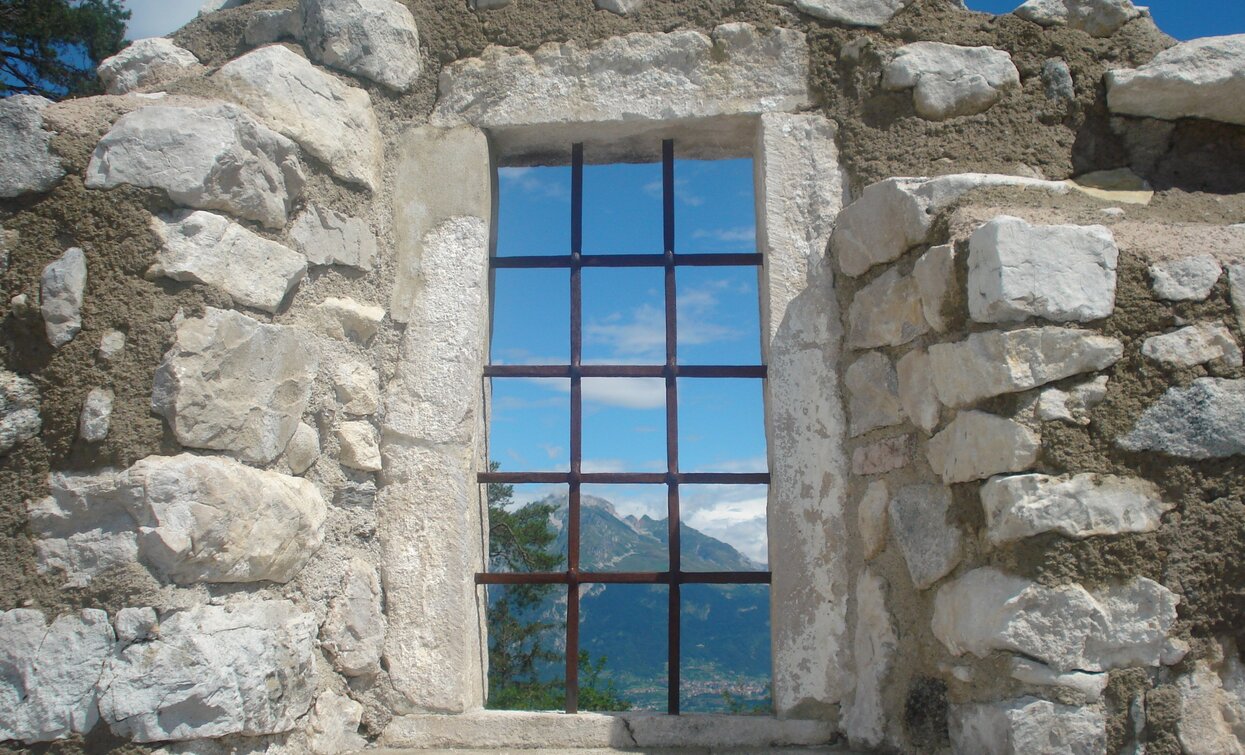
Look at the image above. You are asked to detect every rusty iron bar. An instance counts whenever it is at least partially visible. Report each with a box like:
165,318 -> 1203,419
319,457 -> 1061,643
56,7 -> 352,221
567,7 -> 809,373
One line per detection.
485,364 -> 767,379
566,142 -> 584,714
662,138 -> 681,716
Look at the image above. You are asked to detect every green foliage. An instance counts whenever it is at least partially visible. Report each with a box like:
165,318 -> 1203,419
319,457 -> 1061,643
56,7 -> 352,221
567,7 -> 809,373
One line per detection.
1,0 -> 130,100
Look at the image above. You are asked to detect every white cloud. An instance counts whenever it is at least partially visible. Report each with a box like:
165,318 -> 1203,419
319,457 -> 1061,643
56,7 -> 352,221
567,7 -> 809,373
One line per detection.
123,0 -> 201,40
692,226 -> 756,244
642,178 -> 705,207
583,377 -> 665,409
500,167 -> 571,201
585,303 -> 665,358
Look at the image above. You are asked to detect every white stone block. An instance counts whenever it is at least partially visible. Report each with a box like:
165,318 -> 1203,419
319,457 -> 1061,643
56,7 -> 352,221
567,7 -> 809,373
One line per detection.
888,484 -> 963,589
847,267 -> 928,348
913,243 -> 957,332
842,569 -> 897,749
981,472 -> 1173,545
1175,640 -> 1245,755
98,330 -> 126,362
1009,657 -> 1109,701
0,95 -> 65,198
285,421 -> 320,475
1228,263 -> 1245,336
793,0 -> 913,27
896,348 -> 939,432
333,360 -> 380,416
41,246 -> 86,348
300,0 -> 422,92
845,352 -> 903,437
950,697 -> 1107,754
244,9 -> 302,45
1015,0 -> 1143,37
1118,378 -> 1245,459
1037,375 -> 1109,425
309,297 -> 385,343
337,420 -> 381,472
595,0 -> 643,14
78,387 -> 114,442
1149,254 -> 1222,301
851,434 -> 910,476
97,38 -> 203,95
28,469 -> 137,586
290,205 -> 377,271
114,607 -> 158,645
858,480 -> 889,561
926,410 -> 1039,484
0,369 -> 41,455
309,691 -> 366,754
1142,321 -> 1242,368
883,42 -> 1020,121
1107,35 -> 1245,126
322,558 -> 385,677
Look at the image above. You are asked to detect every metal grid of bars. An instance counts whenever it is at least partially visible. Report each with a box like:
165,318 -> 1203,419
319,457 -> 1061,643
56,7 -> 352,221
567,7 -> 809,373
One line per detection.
477,140 -> 771,715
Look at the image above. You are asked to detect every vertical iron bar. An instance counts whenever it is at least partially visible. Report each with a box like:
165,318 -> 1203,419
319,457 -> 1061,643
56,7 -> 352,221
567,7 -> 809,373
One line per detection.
567,142 -> 584,714
662,139 -> 681,716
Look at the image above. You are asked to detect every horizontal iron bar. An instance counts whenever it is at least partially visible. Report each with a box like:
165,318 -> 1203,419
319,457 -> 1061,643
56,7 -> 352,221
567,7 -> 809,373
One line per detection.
484,364 -> 767,379
478,472 -> 771,485
492,253 -> 764,269
476,571 -> 772,585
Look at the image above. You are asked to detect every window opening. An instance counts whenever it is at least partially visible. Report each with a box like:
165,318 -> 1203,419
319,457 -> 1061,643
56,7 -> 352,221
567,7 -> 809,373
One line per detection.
481,141 -> 770,715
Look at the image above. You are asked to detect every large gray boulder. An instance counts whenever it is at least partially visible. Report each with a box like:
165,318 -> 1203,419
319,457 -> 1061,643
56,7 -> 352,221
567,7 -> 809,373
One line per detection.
883,42 -> 1020,121
1107,35 -> 1245,126
322,557 -> 386,676
1118,378 -> 1245,459
0,369 -> 41,455
0,95 -> 65,197
97,38 -> 203,94
85,102 -> 305,229
888,484 -> 963,590
300,0 -> 422,92
152,308 -> 318,464
40,247 -> 87,348
1015,0 -> 1142,37
794,0 -> 913,27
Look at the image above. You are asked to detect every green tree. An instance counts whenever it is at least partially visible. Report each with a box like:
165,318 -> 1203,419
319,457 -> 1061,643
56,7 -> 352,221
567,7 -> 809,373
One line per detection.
1,0 -> 130,100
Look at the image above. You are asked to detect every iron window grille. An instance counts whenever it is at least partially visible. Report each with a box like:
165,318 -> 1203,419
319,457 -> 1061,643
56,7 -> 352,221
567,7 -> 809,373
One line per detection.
478,140 -> 771,715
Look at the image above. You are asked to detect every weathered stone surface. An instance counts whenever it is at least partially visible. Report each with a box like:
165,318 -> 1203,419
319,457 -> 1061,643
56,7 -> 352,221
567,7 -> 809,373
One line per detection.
913,243 -> 958,332
123,453 -> 326,584
1107,35 -> 1245,126
1043,58 -> 1075,101
847,267 -> 927,348
1015,0 -> 1142,36
950,697 -> 1107,754
471,0 -> 513,9
333,361 -> 379,415
322,558 -> 385,677
967,215 -> 1118,323
149,211 -> 307,313
29,470 -> 136,586
244,9 -> 302,45
152,308 -> 318,464
79,387 -> 114,442
831,174 -> 1068,278
99,601 -> 316,741
888,484 -> 963,590
852,435 -> 910,476
1229,264 -> 1245,336
337,421 -> 381,472
291,205 -> 376,271
300,0 -> 422,92
216,45 -> 382,190
981,472 -> 1172,545
0,370 -> 41,455
929,326 -> 1123,408
85,102 -> 304,229
335,479 -> 376,509
432,25 -> 809,133
1175,640 -> 1245,755
98,330 -> 125,362
97,38 -> 202,94
933,567 -> 1180,672
1149,254 -> 1222,301
1118,378 -> 1245,459
41,247 -> 86,348
842,569 -> 896,749
595,0 -> 643,14
0,609 -> 114,743
897,348 -> 939,432
927,411 -> 1039,484
883,42 -> 1021,121
1037,375 -> 1109,425
793,0 -> 912,27
285,421 -> 320,475
1009,658 -> 1109,701
845,352 -> 903,437
1143,321 -> 1242,368
309,691 -> 366,755
114,607 -> 157,645
309,296 -> 384,343
858,481 -> 889,560
0,95 -> 65,198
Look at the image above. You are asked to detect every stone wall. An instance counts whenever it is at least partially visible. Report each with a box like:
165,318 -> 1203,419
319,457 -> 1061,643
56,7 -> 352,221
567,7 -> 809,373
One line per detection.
0,0 -> 1243,753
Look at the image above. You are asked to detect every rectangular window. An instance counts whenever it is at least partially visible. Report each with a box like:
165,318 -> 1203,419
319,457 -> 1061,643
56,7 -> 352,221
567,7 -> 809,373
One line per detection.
481,141 -> 770,715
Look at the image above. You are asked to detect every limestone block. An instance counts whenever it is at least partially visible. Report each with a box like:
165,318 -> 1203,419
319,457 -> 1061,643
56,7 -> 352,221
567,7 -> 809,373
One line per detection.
244,9 -> 302,45
285,421 -> 320,475
0,95 -> 65,197
216,45 -> 382,190
842,569 -> 897,749
845,352 -> 903,437
847,267 -> 928,348
793,0 -> 913,26
432,25 -> 809,131
1009,658 -> 1109,701
883,42 -> 1020,121
1043,58 -> 1075,101
0,609 -> 114,743
28,470 -> 137,586
950,697 -> 1107,754
913,243 -> 958,332
888,484 -> 963,590
300,0 -> 422,92
309,691 -> 366,754
897,348 -> 939,432
309,296 -> 384,343
97,38 -> 203,94
123,453 -> 326,583
1118,378 -> 1245,459
85,102 -> 305,229
981,472 -> 1173,545
322,557 -> 385,677
967,215 -> 1118,324
1149,254 -> 1222,301
333,361 -> 379,415
1037,375 -> 1109,425
851,435 -> 909,476
932,567 -> 1180,672
152,308 -> 318,464
1175,641 -> 1245,755
114,607 -> 158,645
928,326 -> 1123,408
0,370 -> 41,455
858,480 -> 889,560
927,411 -> 1039,484
78,387 -> 114,442
99,601 -> 316,741
1229,264 -> 1245,334
595,0 -> 643,14
41,247 -> 86,348
98,330 -> 125,362
337,421 -> 382,472
149,211 -> 307,313
1143,321 -> 1242,368
290,205 -> 377,271
1015,0 -> 1142,37
831,174 -> 1068,278
1107,35 -> 1245,126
